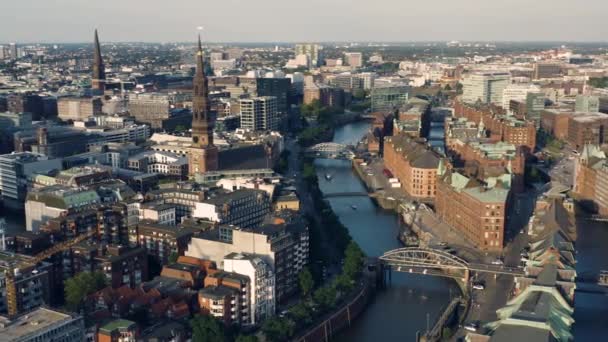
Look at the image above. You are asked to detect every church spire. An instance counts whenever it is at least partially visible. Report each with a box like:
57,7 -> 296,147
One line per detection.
191,34 -> 213,147
92,29 -> 105,92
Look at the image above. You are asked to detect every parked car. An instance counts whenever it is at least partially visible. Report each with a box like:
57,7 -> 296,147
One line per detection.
464,322 -> 479,332
472,283 -> 485,290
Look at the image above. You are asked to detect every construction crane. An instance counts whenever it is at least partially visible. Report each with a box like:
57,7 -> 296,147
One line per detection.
4,230 -> 97,318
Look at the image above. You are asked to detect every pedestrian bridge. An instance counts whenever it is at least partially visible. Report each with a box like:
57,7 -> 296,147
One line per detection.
323,191 -> 369,198
305,143 -> 355,160
379,247 -> 525,283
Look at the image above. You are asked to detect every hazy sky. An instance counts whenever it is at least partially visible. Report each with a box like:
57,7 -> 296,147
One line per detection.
1,0 -> 607,43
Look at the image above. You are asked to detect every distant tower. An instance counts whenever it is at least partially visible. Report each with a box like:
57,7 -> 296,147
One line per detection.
188,35 -> 219,176
92,29 -> 106,92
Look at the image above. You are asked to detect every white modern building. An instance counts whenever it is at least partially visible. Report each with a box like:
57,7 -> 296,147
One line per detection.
0,152 -> 63,207
25,186 -> 100,232
501,83 -> 541,110
239,97 -> 279,132
224,252 -> 276,324
462,71 -> 511,105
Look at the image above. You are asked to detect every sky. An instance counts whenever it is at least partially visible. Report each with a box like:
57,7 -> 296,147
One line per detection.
1,0 -> 607,43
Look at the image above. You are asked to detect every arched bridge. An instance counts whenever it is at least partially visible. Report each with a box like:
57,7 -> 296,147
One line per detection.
379,247 -> 525,283
305,143 -> 355,160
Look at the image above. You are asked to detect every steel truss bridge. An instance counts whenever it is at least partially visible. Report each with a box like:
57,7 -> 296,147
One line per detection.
379,247 -> 525,283
305,142 -> 355,160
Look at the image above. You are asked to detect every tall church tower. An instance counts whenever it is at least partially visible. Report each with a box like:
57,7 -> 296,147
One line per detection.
92,29 -> 106,92
188,35 -> 219,176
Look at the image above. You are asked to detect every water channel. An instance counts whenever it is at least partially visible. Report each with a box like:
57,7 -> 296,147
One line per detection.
314,120 -> 608,341
314,121 -> 459,341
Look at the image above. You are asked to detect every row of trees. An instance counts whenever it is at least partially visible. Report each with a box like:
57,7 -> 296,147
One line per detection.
262,241 -> 365,341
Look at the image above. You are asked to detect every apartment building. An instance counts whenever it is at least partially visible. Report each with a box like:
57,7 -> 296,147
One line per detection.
193,189 -> 271,229
461,72 -> 511,105
239,96 -> 279,131
0,307 -> 84,342
57,97 -> 103,121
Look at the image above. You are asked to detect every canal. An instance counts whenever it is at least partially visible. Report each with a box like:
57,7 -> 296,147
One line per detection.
314,121 -> 459,341
315,120 -> 608,341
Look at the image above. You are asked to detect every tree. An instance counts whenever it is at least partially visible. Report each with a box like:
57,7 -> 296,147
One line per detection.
190,314 -> 226,342
64,271 -> 107,311
262,317 -> 295,342
298,267 -> 314,298
444,84 -> 452,91
288,302 -> 313,328
342,241 -> 365,280
236,335 -> 258,342
313,285 -> 337,312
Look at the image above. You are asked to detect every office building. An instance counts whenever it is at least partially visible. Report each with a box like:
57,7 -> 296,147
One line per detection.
0,307 -> 84,342
193,189 -> 271,229
188,36 -> 219,176
256,78 -> 290,114
239,96 -> 279,131
25,185 -> 101,232
57,97 -> 103,122
371,84 -> 410,113
462,72 -> 511,105
0,152 -> 62,207
294,44 -> 323,67
575,95 -> 600,113
533,62 -> 562,79
344,52 -> 363,68
501,84 -> 540,110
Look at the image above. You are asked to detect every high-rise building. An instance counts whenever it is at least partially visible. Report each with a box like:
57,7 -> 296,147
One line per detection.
9,43 -> 17,59
462,72 -> 511,105
0,152 -> 62,208
256,78 -> 290,114
188,36 -> 219,176
344,52 -> 363,68
371,84 -> 410,113
294,44 -> 323,67
92,29 -> 106,93
239,96 -> 279,131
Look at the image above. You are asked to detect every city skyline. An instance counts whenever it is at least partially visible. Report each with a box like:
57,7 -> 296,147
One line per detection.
2,0 -> 608,43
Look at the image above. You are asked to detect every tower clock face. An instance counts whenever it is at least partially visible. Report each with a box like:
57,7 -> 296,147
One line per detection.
193,136 -> 199,143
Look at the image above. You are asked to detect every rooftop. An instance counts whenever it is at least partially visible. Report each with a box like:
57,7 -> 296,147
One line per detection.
0,308 -> 81,342
98,319 -> 137,335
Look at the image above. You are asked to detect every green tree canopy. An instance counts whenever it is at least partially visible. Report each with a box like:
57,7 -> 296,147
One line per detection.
64,271 -> 107,311
190,314 -> 226,342
235,334 -> 258,342
298,267 -> 314,298
262,317 -> 295,342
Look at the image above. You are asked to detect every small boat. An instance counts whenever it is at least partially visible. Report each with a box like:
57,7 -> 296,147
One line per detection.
325,173 -> 332,181
351,205 -> 357,210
